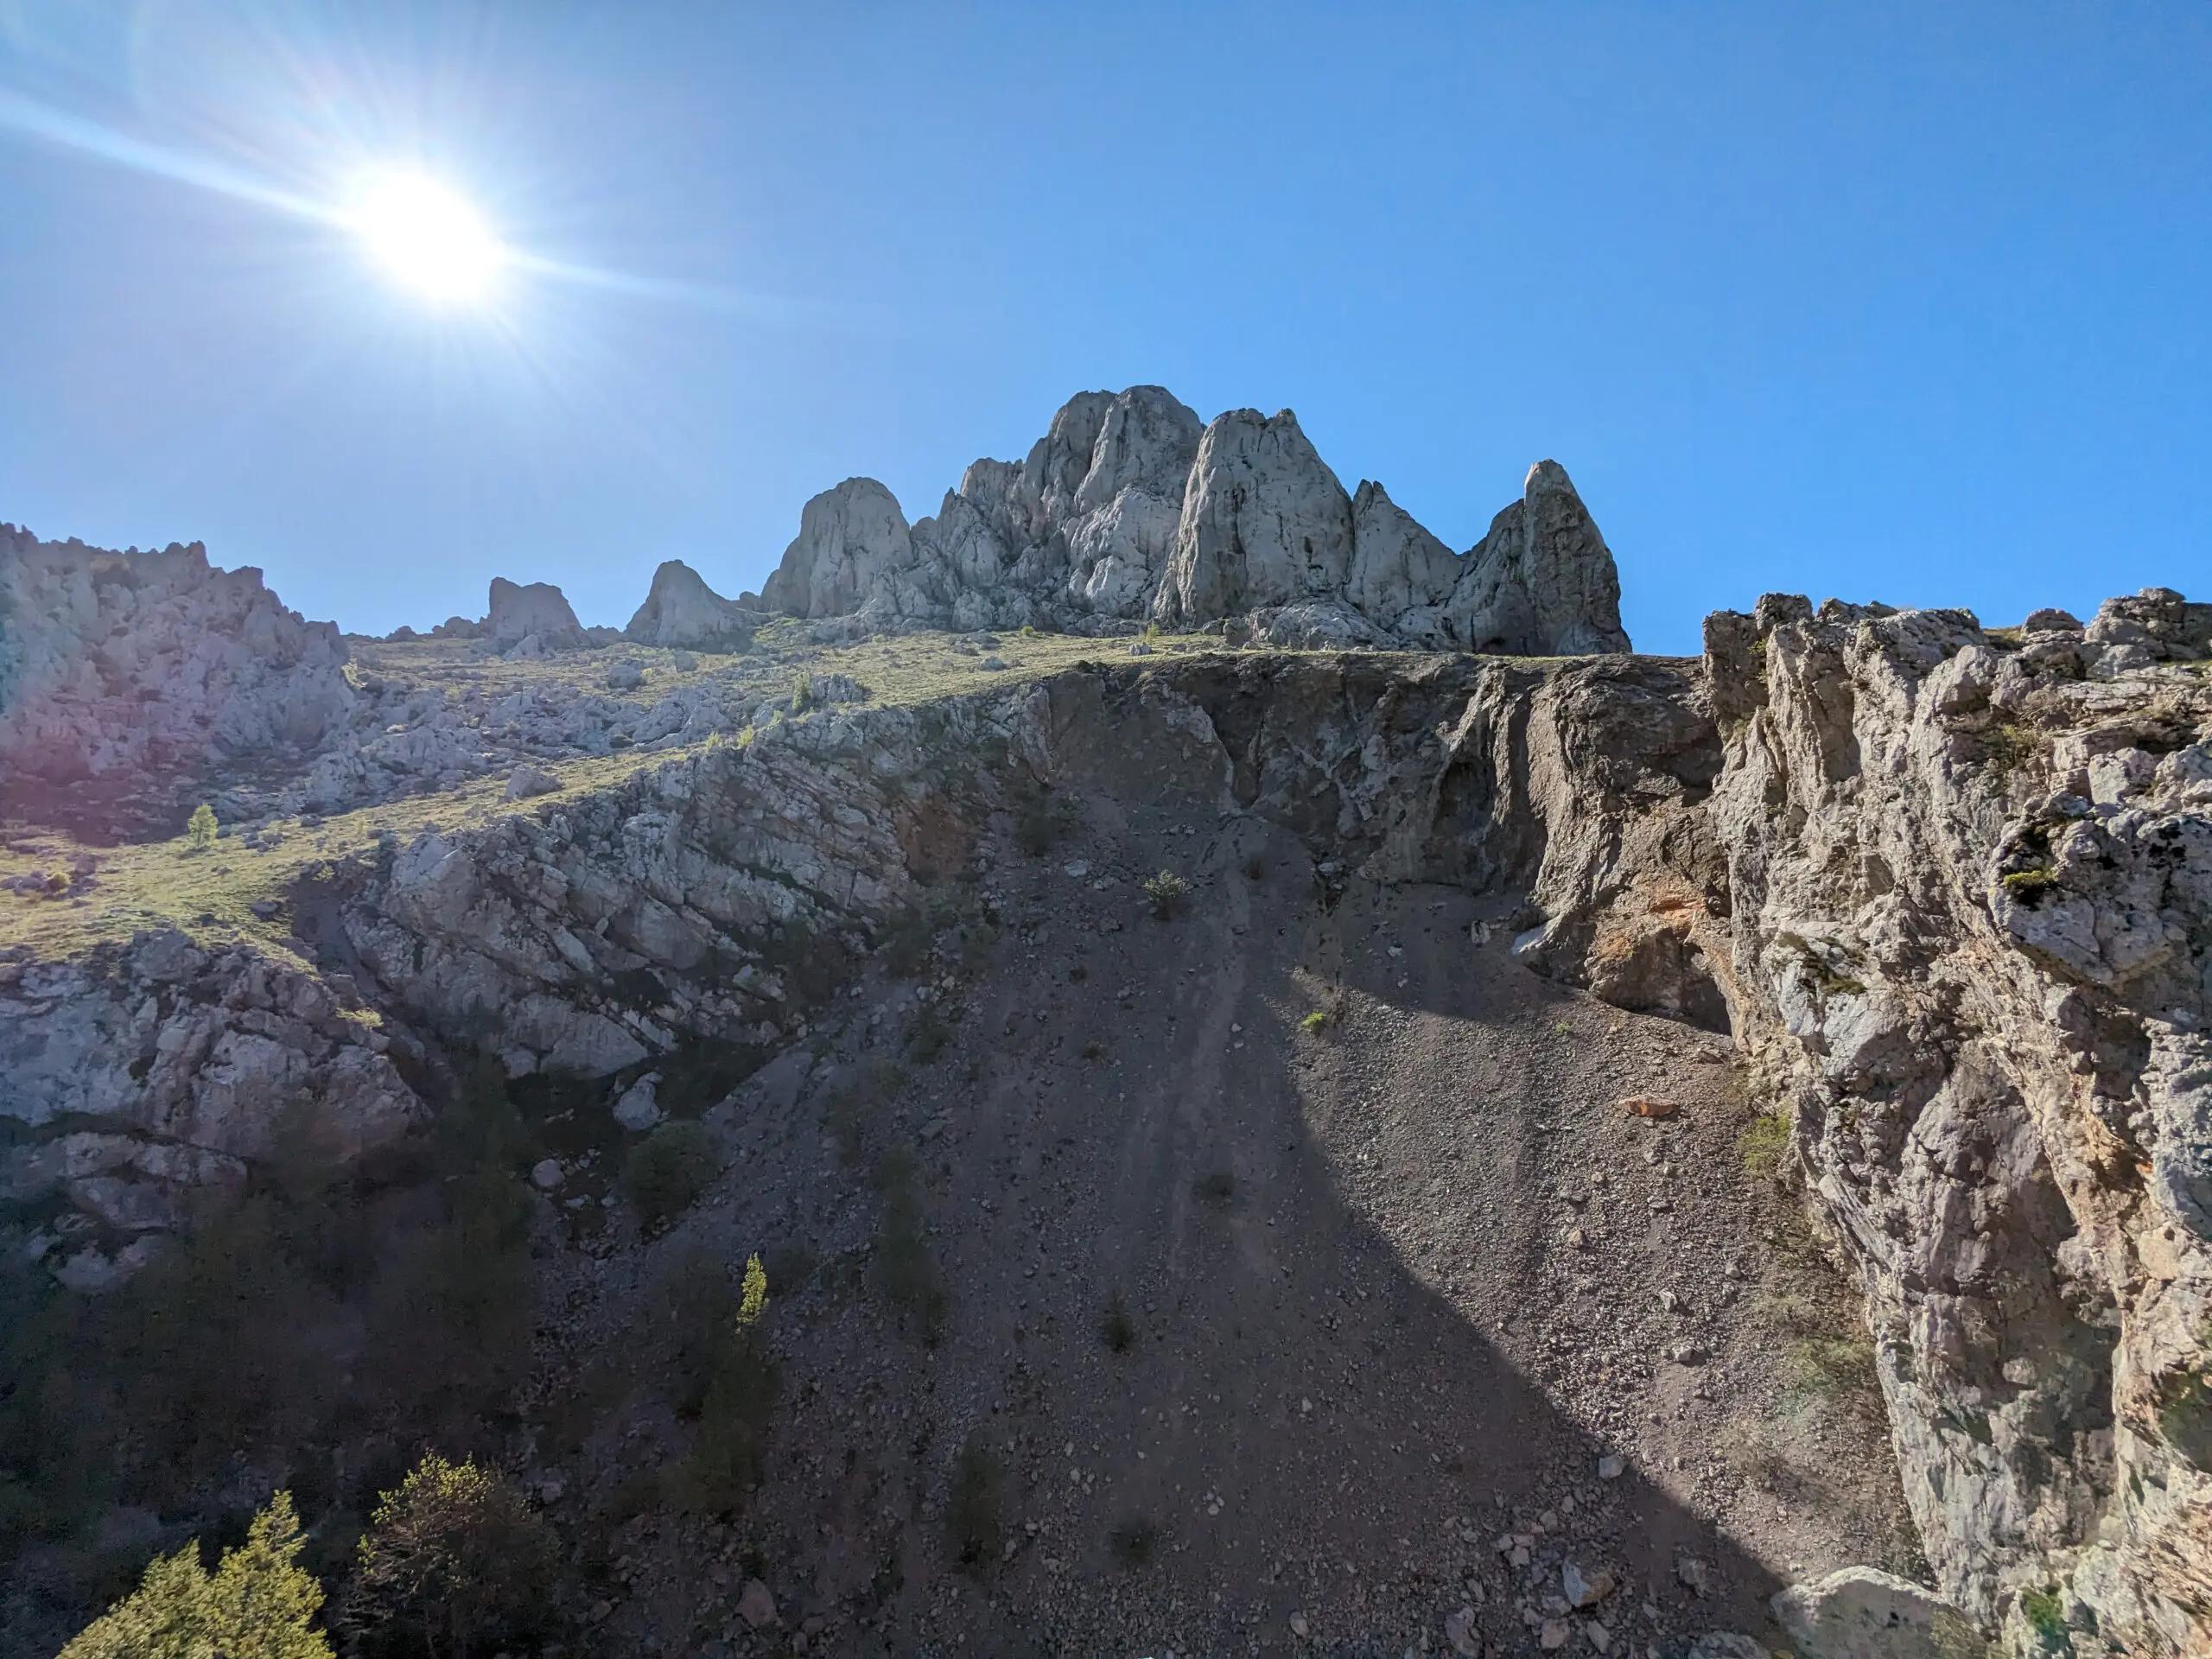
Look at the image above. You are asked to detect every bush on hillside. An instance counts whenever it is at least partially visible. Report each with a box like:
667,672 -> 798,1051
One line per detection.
60,1491 -> 330,1658
345,1454 -> 554,1657
621,1120 -> 721,1231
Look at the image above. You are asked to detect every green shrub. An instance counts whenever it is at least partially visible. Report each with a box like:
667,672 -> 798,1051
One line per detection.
659,1246 -> 738,1418
185,802 -> 219,854
1014,788 -> 1077,856
1782,1335 -> 1877,1401
1300,1010 -> 1329,1034
621,1120 -> 721,1231
1141,869 -> 1191,918
346,1454 -> 555,1657
823,1059 -> 906,1164
61,1491 -> 331,1658
2020,1585 -> 2069,1643
906,1003 -> 955,1062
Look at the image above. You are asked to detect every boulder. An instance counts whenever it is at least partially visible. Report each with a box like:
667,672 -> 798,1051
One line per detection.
625,559 -> 756,651
1771,1567 -> 1985,1659
486,577 -> 586,652
613,1072 -> 662,1132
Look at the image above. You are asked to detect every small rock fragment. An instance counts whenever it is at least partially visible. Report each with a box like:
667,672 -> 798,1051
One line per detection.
505,765 -> 562,801
1289,1611 -> 1311,1639
1676,1554 -> 1712,1597
1444,1605 -> 1482,1656
738,1579 -> 777,1629
613,1072 -> 663,1132
1540,1618 -> 1571,1650
530,1158 -> 563,1191
1596,1453 -> 1625,1480
1563,1561 -> 1614,1609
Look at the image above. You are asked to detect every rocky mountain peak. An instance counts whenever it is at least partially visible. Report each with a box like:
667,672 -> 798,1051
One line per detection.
752,387 -> 1633,652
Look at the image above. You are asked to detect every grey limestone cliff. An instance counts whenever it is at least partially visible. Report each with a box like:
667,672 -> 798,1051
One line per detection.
755,387 -> 1632,654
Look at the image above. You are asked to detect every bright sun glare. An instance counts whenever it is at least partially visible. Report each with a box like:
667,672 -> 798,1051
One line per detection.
352,173 -> 503,302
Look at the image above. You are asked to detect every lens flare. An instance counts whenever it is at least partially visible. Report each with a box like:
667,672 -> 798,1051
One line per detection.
350,173 -> 503,302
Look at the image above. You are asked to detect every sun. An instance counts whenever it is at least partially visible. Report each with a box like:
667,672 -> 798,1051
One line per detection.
350,173 -> 503,303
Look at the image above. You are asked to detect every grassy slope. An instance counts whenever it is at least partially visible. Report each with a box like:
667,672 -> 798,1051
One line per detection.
0,626 -> 1232,962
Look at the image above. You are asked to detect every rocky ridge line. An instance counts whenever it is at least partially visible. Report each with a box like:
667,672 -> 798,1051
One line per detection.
759,386 -> 1632,653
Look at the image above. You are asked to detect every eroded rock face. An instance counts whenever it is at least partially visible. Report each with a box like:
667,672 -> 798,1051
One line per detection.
1441,461 -> 1633,656
758,478 -> 917,624
624,559 -> 757,652
1530,588 -> 2209,1655
2,576 -> 2201,1653
1152,406 -> 1357,624
0,930 -> 423,1281
485,576 -> 587,653
749,388 -> 1633,652
0,526 -> 355,817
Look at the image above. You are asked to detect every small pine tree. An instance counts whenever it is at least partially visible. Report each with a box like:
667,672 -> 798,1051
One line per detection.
186,802 -> 219,854
347,1454 -> 553,1659
60,1491 -> 332,1658
736,1252 -> 768,1332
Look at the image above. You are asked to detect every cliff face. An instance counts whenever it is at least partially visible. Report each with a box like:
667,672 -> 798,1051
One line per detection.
0,583 -> 2202,1653
1686,592 -> 2212,1654
0,527 -> 355,825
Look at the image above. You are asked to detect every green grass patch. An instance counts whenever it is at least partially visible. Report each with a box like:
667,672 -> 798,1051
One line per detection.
1739,1111 -> 1794,1179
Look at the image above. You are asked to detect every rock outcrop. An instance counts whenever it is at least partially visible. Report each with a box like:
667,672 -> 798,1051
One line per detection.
1681,590 -> 2210,1656
0,527 -> 355,821
0,930 -> 423,1286
624,559 -> 756,652
753,387 -> 1632,653
485,576 -> 587,654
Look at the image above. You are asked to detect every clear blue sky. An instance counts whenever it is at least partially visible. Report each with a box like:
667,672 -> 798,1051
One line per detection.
2,3 -> 2206,652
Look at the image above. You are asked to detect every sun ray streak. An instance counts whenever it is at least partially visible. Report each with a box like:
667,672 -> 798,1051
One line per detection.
0,85 -> 791,316
0,86 -> 340,226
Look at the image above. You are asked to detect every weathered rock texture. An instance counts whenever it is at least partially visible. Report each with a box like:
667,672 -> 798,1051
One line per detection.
624,559 -> 757,651
755,387 -> 1632,653
1680,589 -> 2212,1656
485,576 -> 587,655
0,931 -> 422,1288
0,527 -> 355,814
0,571 -> 2202,1653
